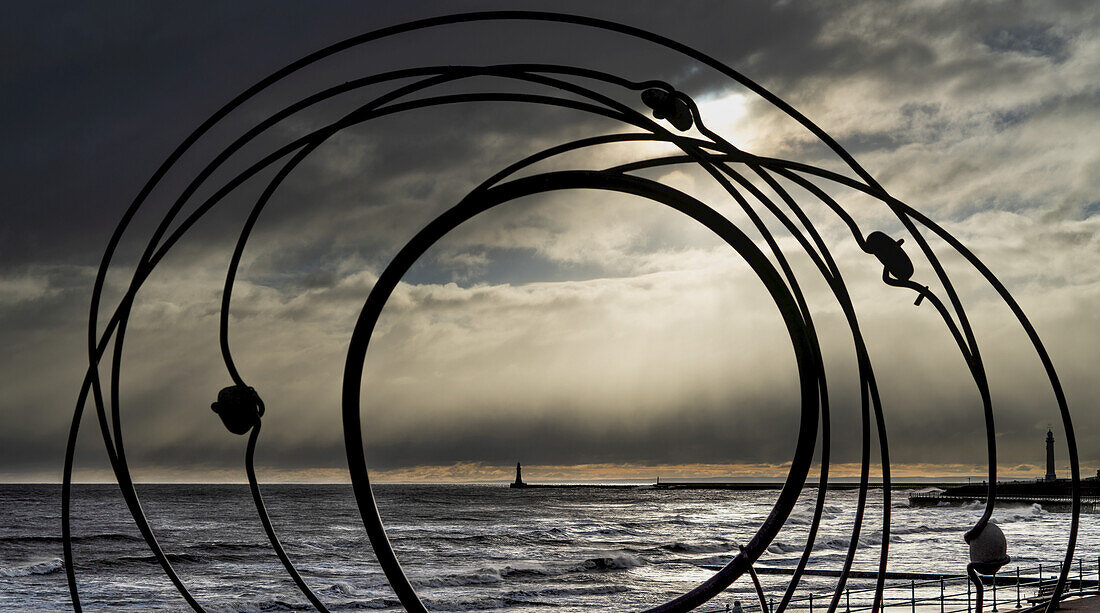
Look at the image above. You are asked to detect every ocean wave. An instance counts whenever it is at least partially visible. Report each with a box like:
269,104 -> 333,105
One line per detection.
525,528 -> 569,542
0,533 -> 143,545
322,581 -> 359,597
206,599 -> 318,612
187,540 -> 272,552
471,553 -> 648,579
766,534 -> 889,555
997,504 -> 1047,520
409,555 -> 646,589
892,523 -> 971,535
312,581 -> 393,603
412,569 -> 504,588
786,508 -> 840,526
422,599 -> 507,611
116,540 -> 288,566
661,541 -> 730,554
911,487 -> 946,495
423,588 -> 632,611
508,584 -> 631,597
693,554 -> 734,567
118,552 -> 224,565
959,501 -> 1047,520
499,564 -> 556,578
576,553 -> 645,571
0,558 -> 63,578
576,526 -> 641,537
767,540 -> 807,554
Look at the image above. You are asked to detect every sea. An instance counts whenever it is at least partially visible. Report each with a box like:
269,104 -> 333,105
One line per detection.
1,483 -> 1096,612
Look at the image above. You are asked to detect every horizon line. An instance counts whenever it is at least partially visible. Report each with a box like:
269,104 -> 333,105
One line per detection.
1,475 -> 1050,486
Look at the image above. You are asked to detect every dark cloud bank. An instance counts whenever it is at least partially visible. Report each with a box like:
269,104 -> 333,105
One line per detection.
1,1 -> 1098,481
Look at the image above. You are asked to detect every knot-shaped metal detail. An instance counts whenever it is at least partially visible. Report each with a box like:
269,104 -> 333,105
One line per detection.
641,88 -> 694,131
211,385 -> 262,435
863,231 -> 914,282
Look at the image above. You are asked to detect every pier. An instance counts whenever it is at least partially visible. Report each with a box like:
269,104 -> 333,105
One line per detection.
908,430 -> 1100,511
652,481 -> 966,491
909,492 -> 1100,512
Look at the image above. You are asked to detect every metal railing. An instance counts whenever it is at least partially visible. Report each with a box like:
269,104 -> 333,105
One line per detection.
908,492 -> 1100,508
701,557 -> 1100,613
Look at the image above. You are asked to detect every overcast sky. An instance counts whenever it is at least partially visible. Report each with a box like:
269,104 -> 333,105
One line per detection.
2,1 -> 1098,483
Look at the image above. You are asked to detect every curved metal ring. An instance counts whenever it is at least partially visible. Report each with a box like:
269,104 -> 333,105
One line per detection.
341,170 -> 821,613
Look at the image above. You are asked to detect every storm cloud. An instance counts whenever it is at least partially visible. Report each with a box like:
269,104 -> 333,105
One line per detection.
2,1 -> 1098,482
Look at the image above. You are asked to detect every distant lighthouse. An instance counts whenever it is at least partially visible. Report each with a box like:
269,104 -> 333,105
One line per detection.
510,462 -> 527,488
1045,428 -> 1057,482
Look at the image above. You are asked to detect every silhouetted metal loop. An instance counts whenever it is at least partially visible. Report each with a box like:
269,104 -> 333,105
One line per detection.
343,170 -> 823,612
63,10 -> 1078,613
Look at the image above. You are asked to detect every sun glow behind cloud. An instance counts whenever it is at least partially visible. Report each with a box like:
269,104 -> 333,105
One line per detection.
695,90 -> 754,148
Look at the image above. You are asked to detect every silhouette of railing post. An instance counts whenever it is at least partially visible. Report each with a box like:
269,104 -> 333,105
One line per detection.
991,574 -> 998,612
1015,567 -> 1020,607
940,578 -> 945,613
967,574 -> 972,613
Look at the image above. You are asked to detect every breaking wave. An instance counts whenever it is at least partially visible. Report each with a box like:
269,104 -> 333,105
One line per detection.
0,558 -> 63,578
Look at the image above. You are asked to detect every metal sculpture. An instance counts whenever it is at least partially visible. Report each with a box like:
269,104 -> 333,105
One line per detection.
61,11 -> 1079,613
